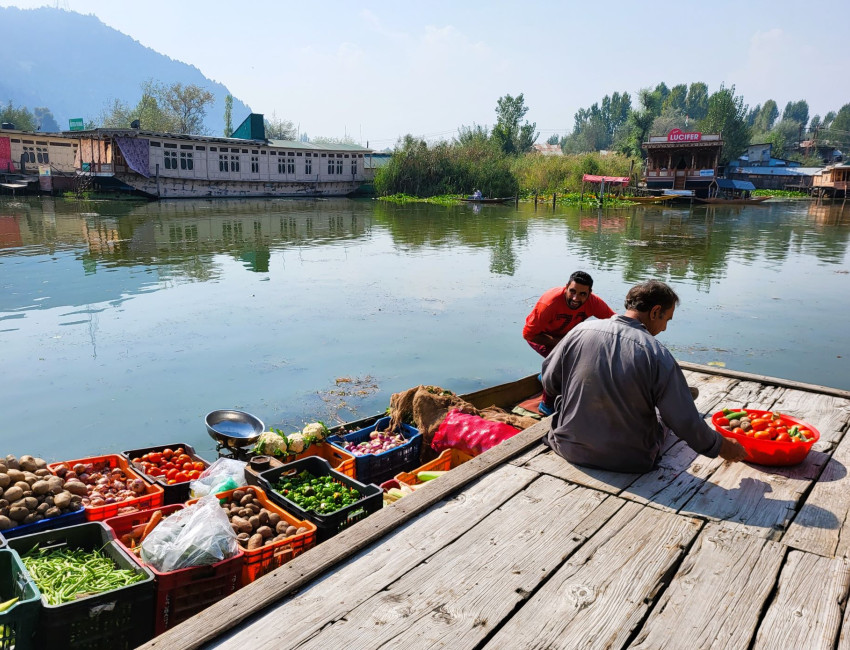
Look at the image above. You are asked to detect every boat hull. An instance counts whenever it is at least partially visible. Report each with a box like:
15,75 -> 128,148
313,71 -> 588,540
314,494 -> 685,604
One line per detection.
695,196 -> 771,205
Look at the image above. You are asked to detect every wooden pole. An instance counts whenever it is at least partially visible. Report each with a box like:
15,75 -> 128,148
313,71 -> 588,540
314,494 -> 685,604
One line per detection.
552,192 -> 556,209
534,191 -> 538,208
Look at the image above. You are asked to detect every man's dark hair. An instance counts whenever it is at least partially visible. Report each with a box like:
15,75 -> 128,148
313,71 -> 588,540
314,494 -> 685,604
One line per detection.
624,280 -> 680,312
568,270 -> 593,289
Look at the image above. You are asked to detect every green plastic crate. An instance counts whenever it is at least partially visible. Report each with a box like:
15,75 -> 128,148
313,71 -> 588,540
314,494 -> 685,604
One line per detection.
0,549 -> 40,650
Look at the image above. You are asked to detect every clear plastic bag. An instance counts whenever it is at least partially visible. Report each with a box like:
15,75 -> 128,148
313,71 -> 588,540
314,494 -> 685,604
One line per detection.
189,457 -> 247,499
140,494 -> 239,572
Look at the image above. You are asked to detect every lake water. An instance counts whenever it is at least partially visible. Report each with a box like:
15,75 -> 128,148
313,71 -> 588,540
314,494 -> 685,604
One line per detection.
1,196 -> 848,461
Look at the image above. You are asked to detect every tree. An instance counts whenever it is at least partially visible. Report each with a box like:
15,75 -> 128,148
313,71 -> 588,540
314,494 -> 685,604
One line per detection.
158,82 -> 214,134
650,107 -> 688,136
698,84 -> 750,163
662,84 -> 688,113
753,100 -> 779,133
456,123 -> 490,147
809,114 -> 821,130
829,104 -> 850,134
264,112 -> 296,140
782,100 -> 809,128
685,82 -> 709,121
764,119 -> 802,158
546,134 -> 560,145
223,95 -> 233,138
491,93 -> 538,155
823,111 -> 836,129
32,107 -> 59,132
0,101 -> 36,131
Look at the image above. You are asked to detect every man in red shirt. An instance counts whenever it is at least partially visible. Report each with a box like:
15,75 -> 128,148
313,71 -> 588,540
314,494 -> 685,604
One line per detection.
523,271 -> 615,414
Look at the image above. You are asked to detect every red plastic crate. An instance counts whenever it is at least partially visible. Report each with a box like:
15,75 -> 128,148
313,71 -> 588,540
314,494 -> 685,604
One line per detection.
47,455 -> 165,521
394,448 -> 474,486
103,504 -> 242,635
189,486 -> 317,585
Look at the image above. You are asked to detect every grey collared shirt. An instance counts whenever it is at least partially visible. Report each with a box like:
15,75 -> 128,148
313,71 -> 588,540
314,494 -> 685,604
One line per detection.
541,314 -> 723,472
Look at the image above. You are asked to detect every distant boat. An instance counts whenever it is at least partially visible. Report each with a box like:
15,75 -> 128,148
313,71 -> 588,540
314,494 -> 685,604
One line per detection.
459,196 -> 513,204
695,196 -> 772,205
626,195 -> 674,204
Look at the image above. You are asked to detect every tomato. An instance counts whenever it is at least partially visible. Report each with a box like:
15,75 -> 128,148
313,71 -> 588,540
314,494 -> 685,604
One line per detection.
774,425 -> 788,435
733,427 -> 746,435
177,454 -> 191,465
750,418 -> 769,432
175,472 -> 189,483
147,467 -> 161,477
193,461 -> 205,471
148,452 -> 162,464
775,432 -> 791,442
167,479 -> 176,485
175,447 -> 185,455
766,427 -> 778,439
798,428 -> 812,439
141,453 -> 150,462
188,470 -> 200,480
166,468 -> 178,480
754,430 -> 773,440
717,416 -> 730,427
182,462 -> 194,471
162,448 -> 174,459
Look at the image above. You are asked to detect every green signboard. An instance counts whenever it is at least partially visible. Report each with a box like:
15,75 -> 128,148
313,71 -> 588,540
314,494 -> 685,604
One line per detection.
68,118 -> 84,131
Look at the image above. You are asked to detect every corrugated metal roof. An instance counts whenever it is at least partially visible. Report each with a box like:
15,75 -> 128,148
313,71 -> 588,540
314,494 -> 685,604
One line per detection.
733,167 -> 820,177
268,139 -> 371,153
716,179 -> 756,191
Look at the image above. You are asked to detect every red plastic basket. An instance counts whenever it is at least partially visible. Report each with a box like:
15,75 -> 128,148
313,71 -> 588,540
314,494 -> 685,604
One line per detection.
103,504 -> 242,635
189,485 -> 317,585
394,448 -> 474,486
711,409 -> 820,466
47,455 -> 165,521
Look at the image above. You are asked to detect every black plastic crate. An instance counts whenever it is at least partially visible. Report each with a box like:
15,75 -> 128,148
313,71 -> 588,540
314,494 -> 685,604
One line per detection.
121,442 -> 210,505
6,522 -> 155,650
256,457 -> 382,542
0,549 -> 40,650
327,416 -> 422,485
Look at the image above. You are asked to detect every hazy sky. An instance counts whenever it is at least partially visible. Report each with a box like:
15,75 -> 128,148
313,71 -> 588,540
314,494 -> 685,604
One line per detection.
3,0 -> 848,147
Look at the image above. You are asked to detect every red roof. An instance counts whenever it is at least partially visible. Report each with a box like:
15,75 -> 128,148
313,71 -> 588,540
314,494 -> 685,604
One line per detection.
582,174 -> 630,185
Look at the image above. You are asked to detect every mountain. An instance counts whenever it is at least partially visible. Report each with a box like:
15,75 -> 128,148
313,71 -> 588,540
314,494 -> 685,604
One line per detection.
0,6 -> 251,135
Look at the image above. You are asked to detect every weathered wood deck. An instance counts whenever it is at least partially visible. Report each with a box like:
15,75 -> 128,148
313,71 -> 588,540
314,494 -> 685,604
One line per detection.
141,363 -> 850,650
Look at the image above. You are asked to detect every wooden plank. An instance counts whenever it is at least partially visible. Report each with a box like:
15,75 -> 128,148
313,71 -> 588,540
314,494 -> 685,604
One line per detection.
752,550 -> 849,650
522,449 -> 639,494
141,419 -> 552,650
483,502 -> 702,650
722,380 -> 786,411
677,360 -> 850,399
767,389 -> 850,449
286,478 -> 624,650
784,430 -> 850,558
679,453 -> 828,539
628,523 -> 786,650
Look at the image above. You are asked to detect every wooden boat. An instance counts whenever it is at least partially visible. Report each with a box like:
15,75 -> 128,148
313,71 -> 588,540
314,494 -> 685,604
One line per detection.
459,196 -> 513,204
626,195 -> 674,204
696,196 -> 772,205
143,362 -> 850,650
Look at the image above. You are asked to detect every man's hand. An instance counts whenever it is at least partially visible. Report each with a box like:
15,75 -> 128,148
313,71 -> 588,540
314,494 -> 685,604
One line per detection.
718,436 -> 748,462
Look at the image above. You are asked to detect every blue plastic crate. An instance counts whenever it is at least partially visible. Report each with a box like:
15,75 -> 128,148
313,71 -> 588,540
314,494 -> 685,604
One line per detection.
1,506 -> 86,539
327,416 -> 422,485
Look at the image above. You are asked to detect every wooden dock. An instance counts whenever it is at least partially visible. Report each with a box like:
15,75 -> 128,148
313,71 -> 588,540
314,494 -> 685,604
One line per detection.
141,363 -> 850,650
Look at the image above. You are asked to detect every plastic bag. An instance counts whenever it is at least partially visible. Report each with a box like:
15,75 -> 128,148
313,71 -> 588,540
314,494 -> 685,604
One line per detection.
140,495 -> 239,572
189,457 -> 247,499
431,409 -> 520,456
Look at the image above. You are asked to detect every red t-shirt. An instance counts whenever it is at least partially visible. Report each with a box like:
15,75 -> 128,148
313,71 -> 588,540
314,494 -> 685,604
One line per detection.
523,287 -> 615,342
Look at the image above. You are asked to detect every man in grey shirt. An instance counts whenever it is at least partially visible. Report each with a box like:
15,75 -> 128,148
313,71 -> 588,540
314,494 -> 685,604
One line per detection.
541,280 -> 746,473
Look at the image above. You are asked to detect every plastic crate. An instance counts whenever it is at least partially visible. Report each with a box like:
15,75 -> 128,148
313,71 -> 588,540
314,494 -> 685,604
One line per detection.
121,443 -> 211,504
280,442 -> 357,478
188,486 -> 317,585
0,548 -> 41,650
103,504 -> 242,635
256,457 -> 382,542
394,448 -> 474,486
47,455 -> 165,521
6,522 -> 155,650
327,416 -> 423,485
1,506 -> 86,539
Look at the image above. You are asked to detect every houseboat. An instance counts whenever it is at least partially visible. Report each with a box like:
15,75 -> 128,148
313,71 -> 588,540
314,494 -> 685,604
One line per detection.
643,128 -> 723,198
0,127 -> 79,193
811,162 -> 849,198
73,114 -> 373,199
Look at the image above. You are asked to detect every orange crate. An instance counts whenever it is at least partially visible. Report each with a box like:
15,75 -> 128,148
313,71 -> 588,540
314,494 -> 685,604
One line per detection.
394,448 -> 474,486
104,504 -> 242,635
280,442 -> 356,478
48,454 -> 165,521
190,485 -> 317,586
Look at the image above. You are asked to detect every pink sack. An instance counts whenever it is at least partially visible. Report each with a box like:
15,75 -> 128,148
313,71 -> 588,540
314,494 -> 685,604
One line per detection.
431,409 -> 520,456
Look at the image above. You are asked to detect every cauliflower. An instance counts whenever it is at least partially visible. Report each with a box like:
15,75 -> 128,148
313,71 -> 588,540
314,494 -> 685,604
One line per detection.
286,432 -> 307,454
302,421 -> 328,443
253,431 -> 288,456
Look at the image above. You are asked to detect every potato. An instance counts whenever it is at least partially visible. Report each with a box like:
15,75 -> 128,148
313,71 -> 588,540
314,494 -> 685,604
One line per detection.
0,463 -> 7,474
9,506 -> 28,521
246,533 -> 264,551
248,515 -> 261,530
0,515 -> 11,530
3,486 -> 23,503
5,456 -> 19,471
53,492 -> 72,509
19,456 -> 38,473
256,525 -> 273,539
42,495 -> 54,508
275,520 -> 290,535
35,469 -> 51,478
238,508 -> 252,519
0,474 -> 10,489
64,481 -> 88,496
0,499 -> 7,510
47,476 -> 65,494
239,494 -> 254,507
34,458 -> 48,470
231,516 -> 253,535
36,502 -> 50,515
23,497 -> 38,510
296,527 -> 309,535
23,513 -> 41,524
258,510 -> 270,526
231,490 -> 246,503
31,480 -> 50,496
236,532 -> 250,543
285,525 -> 297,537
267,512 -> 281,528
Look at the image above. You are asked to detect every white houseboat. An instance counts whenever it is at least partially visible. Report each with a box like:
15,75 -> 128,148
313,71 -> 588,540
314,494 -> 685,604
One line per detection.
72,114 -> 374,199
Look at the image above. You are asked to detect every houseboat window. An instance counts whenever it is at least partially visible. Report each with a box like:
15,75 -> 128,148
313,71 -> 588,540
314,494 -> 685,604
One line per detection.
231,154 -> 240,172
36,141 -> 47,146
305,152 -> 312,157
287,152 -> 294,156
219,154 -> 229,172
344,154 -> 349,158
328,157 -> 335,174
210,147 -> 217,151
260,151 -> 266,155
321,153 -> 326,157
278,159 -> 286,174
164,150 -> 177,169
296,152 -> 302,156
180,144 -> 192,150
180,152 -> 194,170
23,146 -> 35,162
151,142 -> 161,147
305,158 -> 312,174
287,157 -> 295,174
164,143 -> 177,149
241,149 -> 248,154
53,142 -> 72,147
196,146 -> 205,151
336,158 -> 343,174
351,159 -> 357,175
251,150 -> 258,154
10,139 -> 20,143
22,140 -> 33,144
251,155 -> 259,173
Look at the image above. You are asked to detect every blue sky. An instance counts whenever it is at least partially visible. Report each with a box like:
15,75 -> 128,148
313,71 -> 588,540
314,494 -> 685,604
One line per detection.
2,0 -> 848,147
